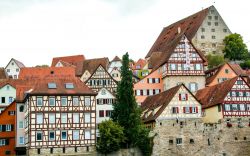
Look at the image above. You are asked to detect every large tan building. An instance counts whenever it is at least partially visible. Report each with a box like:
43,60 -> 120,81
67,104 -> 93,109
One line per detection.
145,5 -> 231,60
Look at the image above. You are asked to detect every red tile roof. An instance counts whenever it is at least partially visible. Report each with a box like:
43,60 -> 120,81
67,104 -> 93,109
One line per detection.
19,67 -> 76,80
82,57 -> 109,75
145,7 -> 209,58
51,55 -> 85,76
132,59 -> 146,70
196,76 -> 241,109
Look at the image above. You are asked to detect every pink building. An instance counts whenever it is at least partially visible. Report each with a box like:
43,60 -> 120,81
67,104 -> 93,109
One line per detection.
134,70 -> 163,106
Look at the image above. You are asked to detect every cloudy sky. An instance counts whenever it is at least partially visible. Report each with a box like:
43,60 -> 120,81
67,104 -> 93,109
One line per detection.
0,0 -> 249,67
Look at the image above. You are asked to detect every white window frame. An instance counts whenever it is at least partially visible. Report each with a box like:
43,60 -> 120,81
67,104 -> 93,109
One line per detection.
61,131 -> 67,140
49,113 -> 55,124
61,97 -> 67,106
6,124 -> 11,131
73,97 -> 79,106
85,130 -> 91,139
225,104 -> 230,111
19,137 -> 24,145
36,132 -> 42,141
49,131 -> 55,141
73,113 -> 79,123
84,113 -> 91,123
37,114 -> 43,124
61,113 -> 67,123
19,121 -> 24,129
37,97 -> 43,106
85,97 -> 91,106
49,97 -> 55,106
73,130 -> 80,140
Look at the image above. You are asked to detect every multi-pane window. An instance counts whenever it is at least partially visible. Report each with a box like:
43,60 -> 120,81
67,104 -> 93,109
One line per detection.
223,29 -> 227,32
49,113 -> 55,124
189,83 -> 198,92
9,97 -> 13,104
37,114 -> 43,124
73,130 -> 79,140
207,22 -> 211,26
212,35 -> 216,39
215,22 -> 218,26
6,124 -> 11,131
195,64 -> 202,70
176,138 -> 182,145
61,113 -> 67,123
214,16 -> 218,20
73,97 -> 79,106
19,121 -> 24,129
232,104 -> 238,111
73,113 -> 79,123
36,132 -> 42,141
49,97 -> 55,106
237,80 -> 243,85
19,137 -> 24,144
61,131 -> 67,140
99,110 -> 104,117
201,35 -> 205,39
85,130 -> 91,139
179,93 -> 188,101
84,113 -> 91,123
85,97 -> 91,106
211,29 -> 215,32
37,97 -> 43,106
49,131 -> 55,141
224,104 -> 230,111
61,97 -> 67,106
106,110 -> 112,117
208,16 -> 212,20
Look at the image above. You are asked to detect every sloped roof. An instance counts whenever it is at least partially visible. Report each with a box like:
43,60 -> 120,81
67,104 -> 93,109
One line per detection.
147,52 -> 162,69
13,58 -> 25,68
132,59 -> 146,70
19,67 -> 76,80
228,63 -> 246,75
146,6 -> 210,58
111,56 -> 121,62
196,76 -> 239,109
141,85 -> 182,123
151,33 -> 207,71
82,57 -> 109,75
0,68 -> 8,79
51,55 -> 85,76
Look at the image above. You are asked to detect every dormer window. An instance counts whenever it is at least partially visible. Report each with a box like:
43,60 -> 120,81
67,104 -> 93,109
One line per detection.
48,83 -> 57,89
65,83 -> 74,89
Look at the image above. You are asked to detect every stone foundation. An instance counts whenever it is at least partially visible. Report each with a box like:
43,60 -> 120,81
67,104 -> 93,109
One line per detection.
152,118 -> 250,156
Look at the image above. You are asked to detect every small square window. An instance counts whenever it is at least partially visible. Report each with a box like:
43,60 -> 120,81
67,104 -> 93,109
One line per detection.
214,16 -> 218,20
201,28 -> 205,32
212,43 -> 216,47
225,69 -> 229,74
201,35 -> 205,39
223,29 -> 227,32
208,16 -> 212,20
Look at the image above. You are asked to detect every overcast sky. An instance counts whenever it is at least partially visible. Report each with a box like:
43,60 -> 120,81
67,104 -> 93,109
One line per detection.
0,0 -> 249,67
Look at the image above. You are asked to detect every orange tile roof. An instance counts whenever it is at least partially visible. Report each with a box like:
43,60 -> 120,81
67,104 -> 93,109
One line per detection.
132,59 -> 146,70
146,6 -> 209,58
51,55 -> 85,76
19,67 -> 76,80
196,76 -> 240,109
111,56 -> 121,62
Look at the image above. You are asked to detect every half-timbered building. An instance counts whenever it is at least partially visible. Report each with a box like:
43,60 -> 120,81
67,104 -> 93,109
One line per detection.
141,84 -> 202,129
196,76 -> 250,124
85,64 -> 118,94
151,34 -> 207,92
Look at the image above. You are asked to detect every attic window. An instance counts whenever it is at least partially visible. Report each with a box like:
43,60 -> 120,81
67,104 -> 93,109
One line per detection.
65,83 -> 74,89
48,83 -> 57,89
50,71 -> 54,74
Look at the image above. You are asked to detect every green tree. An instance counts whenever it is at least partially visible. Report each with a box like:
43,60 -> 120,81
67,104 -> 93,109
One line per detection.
111,52 -> 142,147
206,54 -> 225,69
223,33 -> 249,61
96,120 -> 125,155
240,59 -> 250,69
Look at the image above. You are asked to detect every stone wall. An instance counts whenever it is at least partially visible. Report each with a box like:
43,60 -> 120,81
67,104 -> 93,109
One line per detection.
97,148 -> 142,156
152,118 -> 250,156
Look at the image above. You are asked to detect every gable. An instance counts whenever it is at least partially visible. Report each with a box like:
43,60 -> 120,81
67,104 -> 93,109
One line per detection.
5,59 -> 20,70
96,88 -> 115,99
0,84 -> 16,91
55,61 -> 63,67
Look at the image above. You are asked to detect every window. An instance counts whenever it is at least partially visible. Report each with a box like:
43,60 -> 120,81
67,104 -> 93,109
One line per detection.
85,130 -> 91,139
1,97 -> 5,103
49,131 -> 55,141
19,121 -> 24,129
106,110 -> 112,117
170,64 -> 177,70
201,43 -> 205,47
49,113 -> 55,124
207,22 -> 211,26
237,80 -> 243,85
50,148 -> 53,154
8,111 -> 15,115
218,105 -> 221,112
37,149 -> 41,154
49,97 -> 55,106
8,97 -> 13,104
61,113 -> 67,123
37,97 -> 43,106
19,137 -> 24,144
48,83 -> 57,89
211,29 -> 215,32
85,97 -> 91,106
61,131 -> 67,140
73,97 -> 79,106
19,105 -> 24,112
7,69 -> 10,72
240,104 -> 245,111
215,22 -> 218,26
73,130 -> 79,140
208,16 -> 212,20
223,29 -> 227,32
247,104 -> 250,111
212,35 -> 216,39
0,139 -> 6,146
190,139 -> 194,144
65,83 -> 74,89
61,97 -> 67,106
232,104 -> 238,111
73,113 -> 79,123
99,110 -> 104,117
224,104 -> 230,111
225,69 -> 229,73
214,16 -> 218,20
37,114 -> 43,124
201,28 -> 205,32
176,138 -> 182,145
179,93 -> 188,101
36,132 -> 42,141
6,124 -> 11,131
85,113 -> 91,123
201,35 -> 205,39
189,83 -> 198,92
172,107 -> 179,114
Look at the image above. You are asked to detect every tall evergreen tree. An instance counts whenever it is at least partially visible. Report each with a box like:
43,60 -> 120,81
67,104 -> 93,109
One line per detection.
111,52 -> 142,147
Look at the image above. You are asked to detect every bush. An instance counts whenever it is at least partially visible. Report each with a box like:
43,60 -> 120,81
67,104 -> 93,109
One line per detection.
206,54 -> 225,69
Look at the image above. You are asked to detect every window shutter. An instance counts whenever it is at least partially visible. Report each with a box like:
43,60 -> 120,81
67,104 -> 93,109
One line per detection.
11,124 -> 14,131
179,94 -> 181,100
196,107 -> 198,113
177,107 -> 179,113
186,94 -> 188,100
189,107 -> 192,113
183,107 -> 186,113
2,125 -> 6,132
147,78 -> 149,83
6,139 -> 9,145
158,78 -> 160,83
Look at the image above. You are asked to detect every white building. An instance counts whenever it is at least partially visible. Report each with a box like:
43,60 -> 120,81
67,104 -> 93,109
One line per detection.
0,81 -> 17,113
108,56 -> 122,73
5,58 -> 25,79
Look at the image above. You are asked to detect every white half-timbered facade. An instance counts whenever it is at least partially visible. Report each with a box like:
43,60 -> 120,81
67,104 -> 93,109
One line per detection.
85,65 -> 118,94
